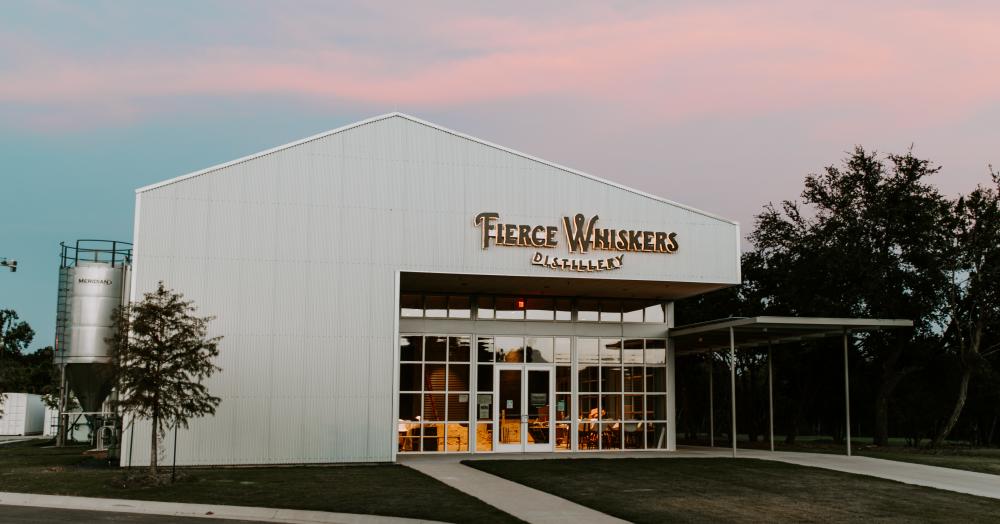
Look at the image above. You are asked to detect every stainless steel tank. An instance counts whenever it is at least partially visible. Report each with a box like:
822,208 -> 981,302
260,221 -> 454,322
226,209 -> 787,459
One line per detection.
55,241 -> 131,414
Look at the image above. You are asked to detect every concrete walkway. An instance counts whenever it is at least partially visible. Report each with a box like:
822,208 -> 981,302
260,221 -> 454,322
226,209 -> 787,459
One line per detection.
0,492 -> 445,524
709,447 -> 1000,500
399,455 -> 628,524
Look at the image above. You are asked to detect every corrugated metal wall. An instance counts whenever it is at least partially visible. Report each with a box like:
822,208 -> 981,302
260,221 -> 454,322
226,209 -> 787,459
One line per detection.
122,114 -> 739,466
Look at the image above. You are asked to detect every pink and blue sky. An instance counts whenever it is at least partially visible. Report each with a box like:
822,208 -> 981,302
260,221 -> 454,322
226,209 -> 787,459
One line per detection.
2,1 -> 998,348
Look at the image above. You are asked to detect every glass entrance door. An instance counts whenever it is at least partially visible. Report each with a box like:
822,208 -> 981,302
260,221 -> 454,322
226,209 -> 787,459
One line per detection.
495,365 -> 554,452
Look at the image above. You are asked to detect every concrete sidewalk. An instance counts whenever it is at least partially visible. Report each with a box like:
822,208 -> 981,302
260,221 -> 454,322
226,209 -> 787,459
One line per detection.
687,446 -> 1000,500
400,455 -> 627,524
0,492 -> 445,524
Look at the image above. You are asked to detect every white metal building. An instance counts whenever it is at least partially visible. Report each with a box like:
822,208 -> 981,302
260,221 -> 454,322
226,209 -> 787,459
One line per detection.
122,113 -> 741,466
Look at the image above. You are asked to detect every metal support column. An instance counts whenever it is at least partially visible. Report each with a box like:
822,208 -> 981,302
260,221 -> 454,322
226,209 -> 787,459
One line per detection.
56,363 -> 67,447
708,357 -> 714,447
768,339 -> 774,452
730,326 -> 737,458
844,330 -> 852,457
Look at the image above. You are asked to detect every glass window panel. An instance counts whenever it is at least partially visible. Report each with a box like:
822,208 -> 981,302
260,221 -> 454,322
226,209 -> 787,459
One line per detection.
601,338 -> 622,364
448,296 -> 471,319
556,393 -> 571,451
555,299 -> 572,321
495,336 -> 525,363
646,421 -> 667,449
600,394 -> 622,420
622,301 -> 645,323
647,395 -> 667,420
578,364 -> 600,393
624,366 -> 644,392
448,336 -> 471,362
424,295 -> 448,318
577,338 -> 599,363
601,422 -> 622,450
476,296 -> 494,319
601,365 -> 622,393
399,421 -> 420,452
424,364 -> 446,391
624,339 -> 644,364
425,336 -> 447,361
422,423 -> 443,452
645,339 -> 666,364
476,337 -> 495,363
400,294 -> 423,317
400,336 -> 423,362
577,299 -> 599,322
525,297 -> 554,320
476,394 -> 493,421
646,367 -> 667,392
423,394 -> 446,421
448,364 -> 470,392
447,393 -> 470,421
446,423 -> 470,452
556,365 -> 571,392
476,423 -> 493,451
526,337 -> 553,363
644,304 -> 665,323
399,363 -> 422,392
579,405 -> 600,451
600,300 -> 622,322
579,394 -> 600,421
554,338 -> 571,363
556,393 -> 571,421
625,395 -> 644,421
495,297 -> 525,320
477,365 -> 493,392
623,422 -> 644,449
399,393 -> 421,420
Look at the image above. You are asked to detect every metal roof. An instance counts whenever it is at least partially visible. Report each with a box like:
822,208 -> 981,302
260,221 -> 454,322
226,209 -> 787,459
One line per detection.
134,112 -> 738,226
670,316 -> 913,354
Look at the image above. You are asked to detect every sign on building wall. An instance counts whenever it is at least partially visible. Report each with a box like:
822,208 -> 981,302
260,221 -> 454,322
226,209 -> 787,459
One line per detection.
473,212 -> 678,272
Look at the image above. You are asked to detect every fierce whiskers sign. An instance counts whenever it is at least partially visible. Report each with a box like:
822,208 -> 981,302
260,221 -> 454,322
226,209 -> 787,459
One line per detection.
473,212 -> 679,272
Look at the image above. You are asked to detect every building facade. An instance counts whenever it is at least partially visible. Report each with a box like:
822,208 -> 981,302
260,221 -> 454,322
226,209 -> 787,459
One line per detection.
122,113 -> 740,466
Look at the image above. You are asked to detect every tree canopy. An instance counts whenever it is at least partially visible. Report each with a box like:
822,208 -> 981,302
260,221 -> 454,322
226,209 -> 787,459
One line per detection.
678,148 -> 1000,448
109,282 -> 222,476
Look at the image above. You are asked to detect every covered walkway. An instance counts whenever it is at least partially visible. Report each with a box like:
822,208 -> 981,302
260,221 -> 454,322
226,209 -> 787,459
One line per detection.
670,316 -> 913,457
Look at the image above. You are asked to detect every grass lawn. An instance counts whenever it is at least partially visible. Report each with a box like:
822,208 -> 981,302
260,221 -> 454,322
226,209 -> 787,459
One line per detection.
0,440 -> 519,524
465,458 -> 1000,523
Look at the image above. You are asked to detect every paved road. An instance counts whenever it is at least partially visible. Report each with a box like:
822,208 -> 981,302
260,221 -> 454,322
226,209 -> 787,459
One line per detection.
2,505 -> 268,523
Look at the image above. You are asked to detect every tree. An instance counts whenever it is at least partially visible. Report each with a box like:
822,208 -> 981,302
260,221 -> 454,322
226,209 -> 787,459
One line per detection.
933,169 -> 1000,447
0,309 -> 35,415
109,282 -> 222,477
747,147 -> 952,446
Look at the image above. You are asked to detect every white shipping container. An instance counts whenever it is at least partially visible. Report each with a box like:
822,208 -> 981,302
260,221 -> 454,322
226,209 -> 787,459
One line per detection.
0,393 -> 45,435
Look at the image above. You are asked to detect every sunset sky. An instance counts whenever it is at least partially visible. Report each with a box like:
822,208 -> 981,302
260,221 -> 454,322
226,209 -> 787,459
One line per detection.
2,1 -> 998,348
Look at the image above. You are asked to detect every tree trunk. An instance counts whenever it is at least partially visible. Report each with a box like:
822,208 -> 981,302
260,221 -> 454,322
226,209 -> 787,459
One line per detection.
932,368 -> 972,448
933,323 -> 983,448
873,369 -> 907,446
150,409 -> 158,476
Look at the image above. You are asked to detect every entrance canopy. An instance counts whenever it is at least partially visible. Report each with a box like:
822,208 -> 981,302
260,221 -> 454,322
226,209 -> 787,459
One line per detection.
670,316 -> 913,355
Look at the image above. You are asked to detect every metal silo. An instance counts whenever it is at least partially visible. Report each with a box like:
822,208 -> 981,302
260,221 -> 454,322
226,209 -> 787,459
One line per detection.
54,240 -> 131,447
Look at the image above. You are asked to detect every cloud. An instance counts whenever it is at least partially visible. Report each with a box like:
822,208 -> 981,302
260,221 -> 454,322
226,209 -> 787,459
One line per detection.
1,1 -> 998,131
